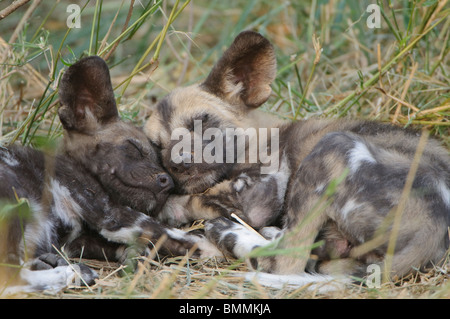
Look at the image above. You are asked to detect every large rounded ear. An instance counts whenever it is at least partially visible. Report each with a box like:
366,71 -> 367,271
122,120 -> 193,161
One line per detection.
58,56 -> 118,133
201,31 -> 276,109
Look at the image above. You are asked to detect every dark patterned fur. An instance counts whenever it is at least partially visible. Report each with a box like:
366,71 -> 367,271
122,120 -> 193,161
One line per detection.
145,31 -> 450,283
0,56 -> 216,294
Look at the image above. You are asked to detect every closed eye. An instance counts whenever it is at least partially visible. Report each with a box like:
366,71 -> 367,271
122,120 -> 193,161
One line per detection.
127,139 -> 148,157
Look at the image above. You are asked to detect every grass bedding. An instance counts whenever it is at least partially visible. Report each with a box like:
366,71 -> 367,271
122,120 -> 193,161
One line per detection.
0,0 -> 449,299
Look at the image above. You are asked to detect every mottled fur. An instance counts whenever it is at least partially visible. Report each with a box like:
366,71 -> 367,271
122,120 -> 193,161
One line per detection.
0,56 -> 216,294
145,31 -> 450,282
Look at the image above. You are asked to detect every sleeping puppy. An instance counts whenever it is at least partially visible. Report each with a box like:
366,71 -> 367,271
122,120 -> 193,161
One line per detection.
0,56 -> 216,294
145,31 -> 450,283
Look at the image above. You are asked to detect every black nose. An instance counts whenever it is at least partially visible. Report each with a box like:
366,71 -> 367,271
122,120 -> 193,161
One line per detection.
157,173 -> 174,191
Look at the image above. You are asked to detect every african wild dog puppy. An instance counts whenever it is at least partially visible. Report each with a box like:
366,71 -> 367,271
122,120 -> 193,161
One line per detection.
0,56 -> 216,294
145,31 -> 450,282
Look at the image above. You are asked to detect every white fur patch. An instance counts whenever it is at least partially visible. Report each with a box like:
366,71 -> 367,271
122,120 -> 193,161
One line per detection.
241,272 -> 349,293
100,226 -> 143,244
219,223 -> 270,258
348,141 -> 376,172
273,154 -> 290,202
100,215 -> 164,244
340,199 -> 363,219
22,201 -> 55,255
49,179 -> 83,243
50,180 -> 82,226
166,228 -> 189,241
315,183 -> 326,194
2,266 -> 75,295
233,174 -> 254,192
0,150 -> 19,166
259,226 -> 283,240
2,263 -> 98,296
436,179 -> 450,208
100,215 -> 147,244
233,178 -> 246,192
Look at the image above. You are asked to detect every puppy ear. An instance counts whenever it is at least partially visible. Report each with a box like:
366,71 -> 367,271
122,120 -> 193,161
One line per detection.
58,56 -> 118,133
201,31 -> 276,109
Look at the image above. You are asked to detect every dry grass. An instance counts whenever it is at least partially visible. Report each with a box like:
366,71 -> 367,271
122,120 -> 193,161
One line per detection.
16,251 -> 449,299
3,238 -> 446,300
0,0 -> 449,299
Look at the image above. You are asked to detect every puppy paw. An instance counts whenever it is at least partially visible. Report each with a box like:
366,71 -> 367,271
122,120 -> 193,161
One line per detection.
205,217 -> 269,258
29,253 -> 68,270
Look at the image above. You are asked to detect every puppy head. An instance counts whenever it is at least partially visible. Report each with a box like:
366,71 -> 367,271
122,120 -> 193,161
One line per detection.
145,31 -> 277,194
59,56 -> 173,214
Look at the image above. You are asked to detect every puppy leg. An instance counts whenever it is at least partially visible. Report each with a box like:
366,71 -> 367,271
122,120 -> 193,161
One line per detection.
204,217 -> 326,274
158,163 -> 289,229
3,264 -> 98,295
1,253 -> 99,295
251,132 -> 354,274
205,217 -> 271,269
